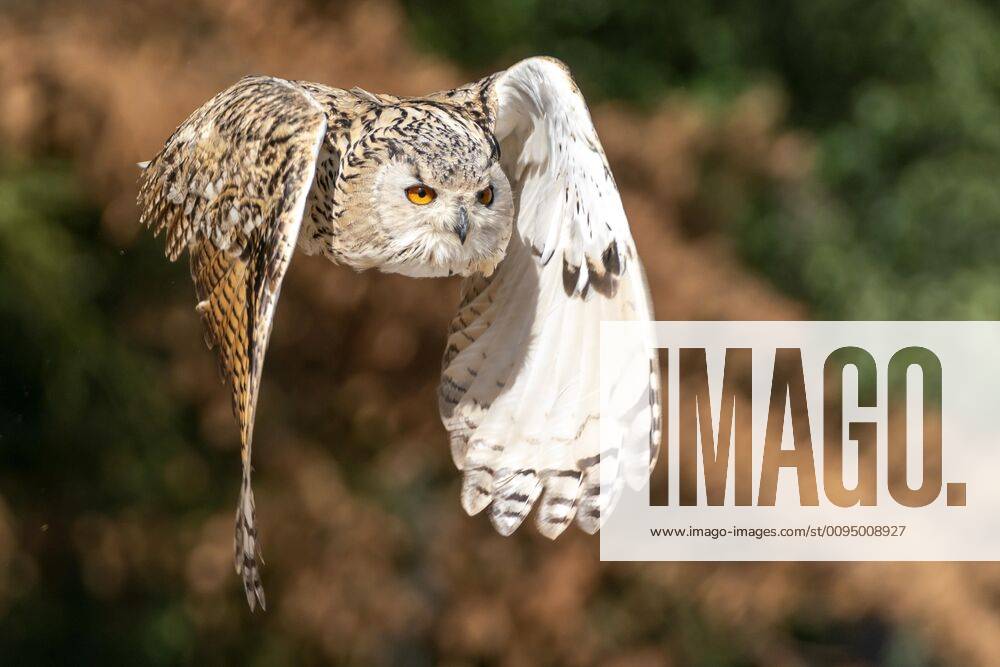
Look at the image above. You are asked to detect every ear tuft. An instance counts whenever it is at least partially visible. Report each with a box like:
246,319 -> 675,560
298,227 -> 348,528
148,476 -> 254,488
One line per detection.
349,87 -> 383,105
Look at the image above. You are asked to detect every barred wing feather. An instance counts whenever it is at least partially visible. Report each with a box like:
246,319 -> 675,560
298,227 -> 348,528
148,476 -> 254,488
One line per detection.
137,76 -> 327,609
439,58 -> 661,539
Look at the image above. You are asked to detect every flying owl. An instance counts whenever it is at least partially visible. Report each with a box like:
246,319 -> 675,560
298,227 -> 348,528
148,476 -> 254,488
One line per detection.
137,57 -> 661,610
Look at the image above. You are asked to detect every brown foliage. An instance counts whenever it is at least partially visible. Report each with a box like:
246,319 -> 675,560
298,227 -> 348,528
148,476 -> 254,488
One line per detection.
1,0 -> 998,664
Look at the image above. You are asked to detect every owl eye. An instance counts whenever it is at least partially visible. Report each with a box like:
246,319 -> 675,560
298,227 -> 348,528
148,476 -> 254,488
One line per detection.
405,184 -> 437,205
477,185 -> 494,207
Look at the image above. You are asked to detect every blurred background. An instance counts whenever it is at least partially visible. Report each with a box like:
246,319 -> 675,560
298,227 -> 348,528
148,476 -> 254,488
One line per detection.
1,0 -> 999,664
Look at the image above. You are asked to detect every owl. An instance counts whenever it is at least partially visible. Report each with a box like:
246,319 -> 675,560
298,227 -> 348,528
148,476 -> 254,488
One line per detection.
137,57 -> 661,611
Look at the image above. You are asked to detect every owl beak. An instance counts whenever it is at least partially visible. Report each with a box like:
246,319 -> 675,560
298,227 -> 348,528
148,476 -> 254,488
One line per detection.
453,208 -> 469,244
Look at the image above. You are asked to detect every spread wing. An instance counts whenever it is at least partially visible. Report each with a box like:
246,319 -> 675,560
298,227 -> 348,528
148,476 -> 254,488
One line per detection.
137,76 -> 327,610
439,58 -> 661,538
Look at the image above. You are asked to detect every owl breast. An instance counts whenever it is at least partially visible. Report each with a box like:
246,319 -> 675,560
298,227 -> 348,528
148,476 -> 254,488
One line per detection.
299,145 -> 344,258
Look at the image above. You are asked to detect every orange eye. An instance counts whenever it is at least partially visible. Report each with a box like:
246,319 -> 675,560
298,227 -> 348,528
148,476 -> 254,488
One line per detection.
477,185 -> 494,206
405,184 -> 437,205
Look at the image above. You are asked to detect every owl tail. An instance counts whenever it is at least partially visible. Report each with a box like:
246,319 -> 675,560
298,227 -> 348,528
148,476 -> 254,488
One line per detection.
234,467 -> 266,611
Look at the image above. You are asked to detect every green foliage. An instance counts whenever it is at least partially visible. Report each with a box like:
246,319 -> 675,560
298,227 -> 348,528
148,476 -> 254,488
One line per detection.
0,161 -> 238,664
403,0 -> 1000,318
0,162 -> 175,503
2,2 -> 998,661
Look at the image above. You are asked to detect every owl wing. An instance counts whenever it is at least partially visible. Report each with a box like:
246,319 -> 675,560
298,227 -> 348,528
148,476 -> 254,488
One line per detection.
137,76 -> 328,610
439,58 -> 661,538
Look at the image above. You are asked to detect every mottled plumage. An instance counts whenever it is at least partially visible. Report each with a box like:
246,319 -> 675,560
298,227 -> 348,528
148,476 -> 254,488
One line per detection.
138,57 -> 659,611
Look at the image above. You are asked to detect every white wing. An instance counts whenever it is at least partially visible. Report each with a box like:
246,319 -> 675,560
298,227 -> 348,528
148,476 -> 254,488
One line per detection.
439,57 -> 661,538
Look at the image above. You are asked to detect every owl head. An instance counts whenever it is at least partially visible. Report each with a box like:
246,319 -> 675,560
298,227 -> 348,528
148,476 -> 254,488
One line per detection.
334,99 -> 514,278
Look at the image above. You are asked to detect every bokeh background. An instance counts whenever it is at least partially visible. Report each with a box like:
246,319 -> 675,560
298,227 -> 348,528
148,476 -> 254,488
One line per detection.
1,0 -> 999,664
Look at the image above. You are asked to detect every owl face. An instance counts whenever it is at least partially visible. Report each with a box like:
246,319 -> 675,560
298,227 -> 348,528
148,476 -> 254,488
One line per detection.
371,157 -> 513,277
340,103 -> 514,278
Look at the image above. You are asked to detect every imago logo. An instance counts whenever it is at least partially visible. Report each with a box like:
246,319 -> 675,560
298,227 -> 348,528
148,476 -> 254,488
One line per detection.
648,346 -> 966,509
598,323 -> 1000,561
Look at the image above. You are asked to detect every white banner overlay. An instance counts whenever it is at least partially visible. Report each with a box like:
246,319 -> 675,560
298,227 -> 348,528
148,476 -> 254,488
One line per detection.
600,322 -> 1000,561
